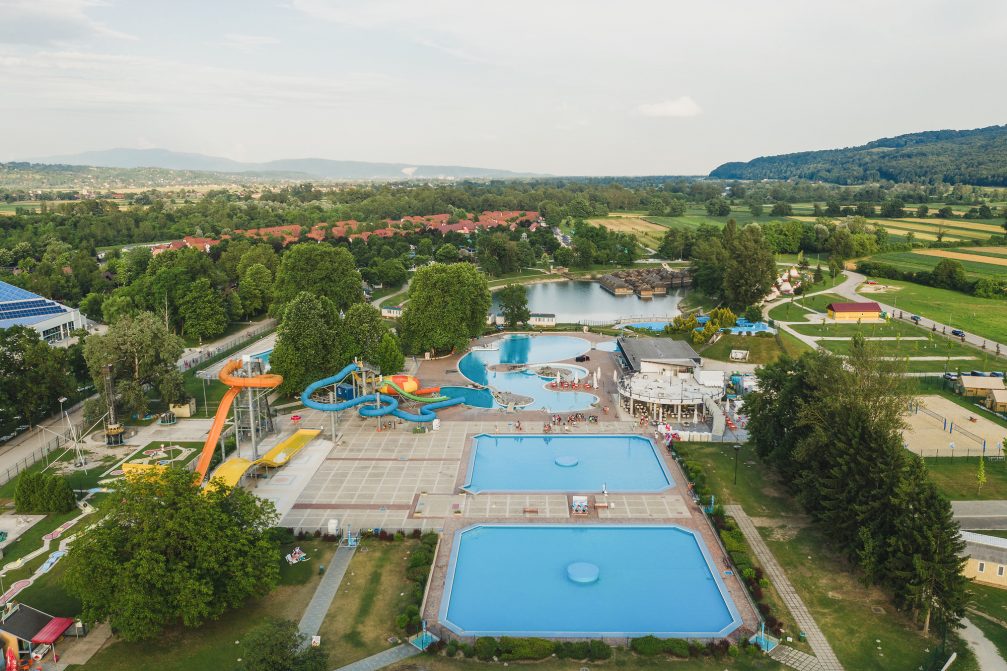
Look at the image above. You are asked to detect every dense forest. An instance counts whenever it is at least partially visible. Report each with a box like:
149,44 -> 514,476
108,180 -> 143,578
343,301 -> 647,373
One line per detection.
710,125 -> 1007,186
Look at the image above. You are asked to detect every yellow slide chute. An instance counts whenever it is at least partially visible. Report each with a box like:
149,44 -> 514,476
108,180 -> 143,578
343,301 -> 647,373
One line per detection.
207,429 -> 320,489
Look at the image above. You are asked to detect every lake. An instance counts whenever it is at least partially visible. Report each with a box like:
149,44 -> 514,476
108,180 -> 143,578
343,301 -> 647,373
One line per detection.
491,280 -> 685,324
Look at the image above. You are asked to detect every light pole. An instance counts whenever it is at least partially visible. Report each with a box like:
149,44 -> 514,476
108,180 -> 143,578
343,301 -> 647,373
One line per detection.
733,443 -> 741,485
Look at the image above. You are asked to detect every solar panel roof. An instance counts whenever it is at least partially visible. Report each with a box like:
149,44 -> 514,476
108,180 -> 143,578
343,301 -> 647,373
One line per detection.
0,281 -> 40,303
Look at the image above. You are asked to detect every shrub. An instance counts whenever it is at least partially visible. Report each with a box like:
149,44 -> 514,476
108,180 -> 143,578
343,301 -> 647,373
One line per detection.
461,643 -> 475,658
411,529 -> 422,539
498,637 -> 555,660
445,640 -> 459,657
588,640 -> 612,660
631,636 -> 665,656
474,637 -> 498,661
14,472 -> 76,514
664,639 -> 689,657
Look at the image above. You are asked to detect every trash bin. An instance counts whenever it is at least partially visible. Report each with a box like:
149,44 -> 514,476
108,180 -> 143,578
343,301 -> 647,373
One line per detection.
799,632 -> 806,642
319,565 -> 326,575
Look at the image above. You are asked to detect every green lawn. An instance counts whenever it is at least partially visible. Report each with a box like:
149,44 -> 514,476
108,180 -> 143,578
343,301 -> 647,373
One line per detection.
674,442 -> 794,518
118,441 -> 206,473
0,448 -> 118,499
788,320 -> 923,338
972,583 -> 1007,622
764,526 -> 961,670
701,334 -> 785,365
1,507 -> 82,566
860,280 -> 1007,345
925,457 -> 1007,500
777,330 -> 813,358
767,300 -> 816,323
17,560 -> 80,616
77,539 -> 335,671
794,292 -> 849,313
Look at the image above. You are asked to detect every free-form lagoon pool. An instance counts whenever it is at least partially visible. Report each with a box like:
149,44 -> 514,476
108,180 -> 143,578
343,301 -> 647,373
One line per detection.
458,334 -> 597,411
439,524 -> 742,638
463,434 -> 673,493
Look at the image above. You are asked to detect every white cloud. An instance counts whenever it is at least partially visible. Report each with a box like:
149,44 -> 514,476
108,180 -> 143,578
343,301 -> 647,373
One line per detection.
0,0 -> 136,44
221,33 -> 280,50
635,97 -> 702,118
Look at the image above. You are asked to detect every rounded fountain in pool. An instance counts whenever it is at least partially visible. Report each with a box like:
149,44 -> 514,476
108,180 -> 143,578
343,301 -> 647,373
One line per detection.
457,334 -> 598,411
567,562 -> 599,584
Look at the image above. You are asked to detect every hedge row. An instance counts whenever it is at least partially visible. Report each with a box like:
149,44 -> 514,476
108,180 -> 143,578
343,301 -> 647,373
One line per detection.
443,637 -> 613,661
14,471 -> 76,514
396,531 -> 438,635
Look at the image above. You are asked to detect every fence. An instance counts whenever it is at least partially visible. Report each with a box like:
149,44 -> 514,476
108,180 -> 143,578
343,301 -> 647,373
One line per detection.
0,425 -> 81,489
177,321 -> 276,373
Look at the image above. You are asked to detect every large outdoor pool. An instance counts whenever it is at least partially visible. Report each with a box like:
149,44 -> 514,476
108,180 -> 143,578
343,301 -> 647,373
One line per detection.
463,434 -> 673,493
440,524 -> 742,638
457,334 -> 597,411
491,281 -> 685,323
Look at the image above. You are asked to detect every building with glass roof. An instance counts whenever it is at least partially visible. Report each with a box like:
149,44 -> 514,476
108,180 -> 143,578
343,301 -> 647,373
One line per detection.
0,280 -> 84,344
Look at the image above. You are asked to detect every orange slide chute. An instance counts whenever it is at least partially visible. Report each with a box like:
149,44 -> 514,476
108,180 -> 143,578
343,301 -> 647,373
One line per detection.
193,359 -> 283,484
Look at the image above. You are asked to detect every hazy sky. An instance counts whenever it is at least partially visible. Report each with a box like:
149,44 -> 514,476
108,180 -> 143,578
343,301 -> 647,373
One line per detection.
1,0 -> 1005,175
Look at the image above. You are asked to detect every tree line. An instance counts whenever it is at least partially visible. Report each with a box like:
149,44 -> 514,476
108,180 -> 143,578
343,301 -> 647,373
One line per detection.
746,338 -> 967,638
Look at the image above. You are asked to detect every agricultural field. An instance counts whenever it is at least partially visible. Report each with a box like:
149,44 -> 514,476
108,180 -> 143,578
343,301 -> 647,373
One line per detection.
588,216 -> 668,249
857,280 -> 1007,345
861,249 -> 1007,278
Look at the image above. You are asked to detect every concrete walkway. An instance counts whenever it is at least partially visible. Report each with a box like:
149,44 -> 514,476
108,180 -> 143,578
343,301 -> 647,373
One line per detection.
724,505 -> 844,671
298,545 -> 357,639
334,644 -> 420,671
952,500 -> 1007,529
961,617 -> 1006,670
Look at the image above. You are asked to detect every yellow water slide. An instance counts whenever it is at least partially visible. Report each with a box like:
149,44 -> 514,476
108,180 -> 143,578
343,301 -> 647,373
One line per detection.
206,428 -> 321,489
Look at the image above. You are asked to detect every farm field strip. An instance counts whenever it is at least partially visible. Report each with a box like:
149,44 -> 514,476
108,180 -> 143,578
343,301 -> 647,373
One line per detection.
865,251 -> 1007,278
898,217 -> 1006,233
914,249 -> 1007,267
589,216 -> 667,247
874,220 -> 983,240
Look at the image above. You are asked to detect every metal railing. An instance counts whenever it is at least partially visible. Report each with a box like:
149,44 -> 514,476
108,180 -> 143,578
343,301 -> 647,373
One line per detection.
0,425 -> 81,488
177,320 -> 276,372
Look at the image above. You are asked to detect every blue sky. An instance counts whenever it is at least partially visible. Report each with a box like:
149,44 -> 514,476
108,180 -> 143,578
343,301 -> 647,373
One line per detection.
1,0 -> 1005,175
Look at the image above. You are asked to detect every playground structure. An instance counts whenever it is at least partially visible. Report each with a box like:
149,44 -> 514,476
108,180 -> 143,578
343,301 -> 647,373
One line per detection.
301,361 -> 463,429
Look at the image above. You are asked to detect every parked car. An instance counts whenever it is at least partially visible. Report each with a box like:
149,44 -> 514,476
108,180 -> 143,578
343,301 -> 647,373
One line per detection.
910,315 -> 921,323
951,329 -> 966,337
575,355 -> 591,362
944,372 -> 959,381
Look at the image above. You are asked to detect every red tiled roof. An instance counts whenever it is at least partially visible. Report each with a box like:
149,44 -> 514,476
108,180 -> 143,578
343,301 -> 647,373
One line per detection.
827,301 -> 881,313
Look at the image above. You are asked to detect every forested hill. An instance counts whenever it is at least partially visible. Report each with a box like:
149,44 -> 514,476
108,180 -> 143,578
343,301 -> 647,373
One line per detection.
709,125 -> 1007,186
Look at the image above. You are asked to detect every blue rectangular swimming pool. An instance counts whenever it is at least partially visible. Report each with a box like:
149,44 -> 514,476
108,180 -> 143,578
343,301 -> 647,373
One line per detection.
463,434 -> 673,493
439,524 -> 742,638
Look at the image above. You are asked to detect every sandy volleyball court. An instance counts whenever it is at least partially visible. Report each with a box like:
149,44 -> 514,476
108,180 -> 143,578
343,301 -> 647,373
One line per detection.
903,394 -> 1007,457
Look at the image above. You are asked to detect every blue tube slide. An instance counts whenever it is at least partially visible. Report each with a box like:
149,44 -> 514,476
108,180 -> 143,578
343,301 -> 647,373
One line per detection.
301,363 -> 464,422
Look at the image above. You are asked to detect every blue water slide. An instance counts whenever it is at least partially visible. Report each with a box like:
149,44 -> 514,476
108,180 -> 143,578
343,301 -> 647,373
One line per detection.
301,363 -> 360,411
390,396 -> 464,422
301,364 -> 464,422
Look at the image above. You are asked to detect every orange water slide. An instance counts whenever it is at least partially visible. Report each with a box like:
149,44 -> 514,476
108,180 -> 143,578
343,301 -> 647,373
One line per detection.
193,359 -> 283,483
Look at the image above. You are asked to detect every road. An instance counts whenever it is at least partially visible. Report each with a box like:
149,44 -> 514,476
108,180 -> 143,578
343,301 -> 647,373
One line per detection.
835,271 -> 1006,356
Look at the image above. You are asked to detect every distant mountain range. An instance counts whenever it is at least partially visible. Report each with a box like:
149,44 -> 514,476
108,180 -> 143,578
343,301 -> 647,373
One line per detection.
25,148 -> 536,180
709,125 -> 1007,186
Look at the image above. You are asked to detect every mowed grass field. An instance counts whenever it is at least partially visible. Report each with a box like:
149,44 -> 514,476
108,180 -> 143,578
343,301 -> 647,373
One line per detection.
855,279 -> 1007,344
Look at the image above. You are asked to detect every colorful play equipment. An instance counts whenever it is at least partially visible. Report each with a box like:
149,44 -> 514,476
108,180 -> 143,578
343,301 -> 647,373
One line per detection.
302,362 -> 463,422
207,428 -> 321,489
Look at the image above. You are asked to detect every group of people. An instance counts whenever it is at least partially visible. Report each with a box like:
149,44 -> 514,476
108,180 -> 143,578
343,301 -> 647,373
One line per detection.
542,413 -> 600,432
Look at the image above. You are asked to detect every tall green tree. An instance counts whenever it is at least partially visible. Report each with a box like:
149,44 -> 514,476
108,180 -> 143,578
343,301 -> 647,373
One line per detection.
179,278 -> 228,342
399,263 -> 490,354
238,263 -> 273,317
372,331 -> 405,375
269,292 -> 347,395
722,225 -> 776,309
0,326 -> 71,427
342,303 -> 386,363
83,311 -> 185,418
272,244 -> 363,315
63,468 -> 279,642
497,284 -> 531,327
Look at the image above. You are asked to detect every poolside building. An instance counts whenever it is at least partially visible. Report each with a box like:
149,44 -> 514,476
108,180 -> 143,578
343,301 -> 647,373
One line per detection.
987,388 -> 1007,413
961,531 -> 1007,589
528,313 -> 556,327
0,281 -> 84,345
826,301 -> 882,321
615,337 -> 725,432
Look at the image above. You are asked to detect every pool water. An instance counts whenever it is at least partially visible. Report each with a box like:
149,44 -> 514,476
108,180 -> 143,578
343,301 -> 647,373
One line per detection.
440,386 -> 495,408
463,434 -> 673,493
458,335 -> 597,411
624,321 -> 669,332
440,524 -> 742,638
594,340 -> 619,352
